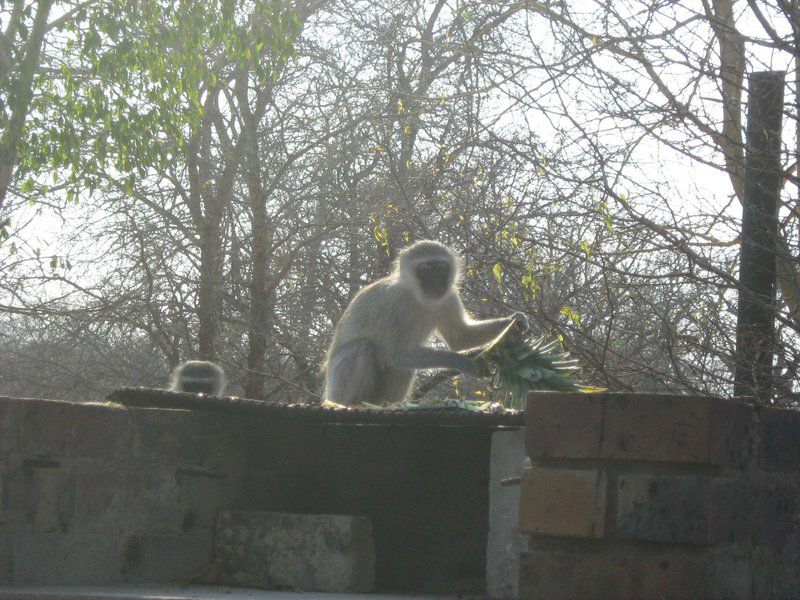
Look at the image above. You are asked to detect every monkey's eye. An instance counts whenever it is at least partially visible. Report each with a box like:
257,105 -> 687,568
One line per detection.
418,264 -> 432,275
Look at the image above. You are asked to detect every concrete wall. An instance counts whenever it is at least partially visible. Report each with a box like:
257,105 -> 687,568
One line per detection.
0,396 -> 496,594
517,392 -> 800,600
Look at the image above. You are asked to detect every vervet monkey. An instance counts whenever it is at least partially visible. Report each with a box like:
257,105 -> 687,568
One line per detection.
170,360 -> 226,396
323,240 -> 528,405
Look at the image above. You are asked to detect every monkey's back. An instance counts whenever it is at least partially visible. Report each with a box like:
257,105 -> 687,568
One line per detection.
326,277 -> 438,363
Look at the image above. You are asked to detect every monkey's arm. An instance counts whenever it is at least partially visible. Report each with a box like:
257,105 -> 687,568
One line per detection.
436,294 -> 526,352
391,346 -> 483,377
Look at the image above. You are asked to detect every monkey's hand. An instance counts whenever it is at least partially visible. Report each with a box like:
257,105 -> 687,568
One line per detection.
465,350 -> 493,378
509,312 -> 530,335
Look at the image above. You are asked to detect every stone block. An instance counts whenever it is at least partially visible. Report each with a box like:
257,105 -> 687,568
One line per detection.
12,533 -> 122,584
759,406 -> 800,472
615,474 -> 712,544
131,408 -> 244,473
215,510 -> 375,593
0,459 -> 32,525
31,465 -> 62,533
122,533 -> 213,583
0,398 -> 19,455
518,551 -> 751,600
0,532 -> 11,584
486,429 -> 527,599
17,400 -> 74,457
67,405 -> 132,459
125,465 -> 182,533
518,466 -> 606,538
526,392 -> 605,459
753,563 -> 800,600
176,468 -> 242,531
68,461 -> 131,532
526,393 -> 753,468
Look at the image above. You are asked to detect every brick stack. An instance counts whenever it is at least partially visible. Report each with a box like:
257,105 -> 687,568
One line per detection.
518,392 -> 800,600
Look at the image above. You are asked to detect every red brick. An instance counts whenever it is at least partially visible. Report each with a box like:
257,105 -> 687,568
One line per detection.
525,393 -> 753,467
525,392 -> 605,459
602,394 -> 752,467
518,551 -> 751,600
518,466 -> 606,538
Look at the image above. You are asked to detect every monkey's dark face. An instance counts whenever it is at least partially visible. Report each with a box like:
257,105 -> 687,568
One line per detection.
415,259 -> 451,299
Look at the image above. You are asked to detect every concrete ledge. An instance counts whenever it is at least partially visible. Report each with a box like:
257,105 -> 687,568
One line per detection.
0,586 -> 451,599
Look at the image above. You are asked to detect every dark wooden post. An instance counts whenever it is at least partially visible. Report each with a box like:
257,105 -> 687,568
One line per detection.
734,71 -> 785,402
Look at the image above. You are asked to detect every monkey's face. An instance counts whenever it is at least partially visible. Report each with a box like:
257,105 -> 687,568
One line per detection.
415,259 -> 452,299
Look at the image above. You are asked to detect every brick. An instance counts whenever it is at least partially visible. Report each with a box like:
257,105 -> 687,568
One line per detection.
615,474 -> 800,547
215,510 -> 375,593
615,475 -> 712,544
518,551 -> 751,600
759,406 -> 800,472
122,533 -> 213,583
602,394 -> 752,467
525,392 -> 605,459
713,478 -> 799,551
518,466 -> 606,538
526,393 -> 753,467
12,533 -> 123,584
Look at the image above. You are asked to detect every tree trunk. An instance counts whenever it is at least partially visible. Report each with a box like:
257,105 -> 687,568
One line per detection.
0,0 -> 53,211
734,71 -> 785,402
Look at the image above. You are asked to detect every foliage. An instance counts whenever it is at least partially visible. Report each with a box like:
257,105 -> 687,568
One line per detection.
17,0 -> 301,197
476,320 -> 604,410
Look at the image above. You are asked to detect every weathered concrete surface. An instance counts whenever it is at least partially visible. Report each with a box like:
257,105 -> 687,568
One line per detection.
486,429 -> 526,600
215,511 -> 375,593
0,586 -> 455,600
1,397 -> 494,593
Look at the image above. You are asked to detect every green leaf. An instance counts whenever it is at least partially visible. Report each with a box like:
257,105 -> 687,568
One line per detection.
492,262 -> 504,290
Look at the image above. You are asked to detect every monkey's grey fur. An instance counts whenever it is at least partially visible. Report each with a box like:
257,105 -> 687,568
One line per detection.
170,360 -> 226,396
323,240 -> 528,405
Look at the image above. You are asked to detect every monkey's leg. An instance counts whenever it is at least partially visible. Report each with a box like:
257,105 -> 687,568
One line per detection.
375,368 -> 416,404
324,340 -> 381,405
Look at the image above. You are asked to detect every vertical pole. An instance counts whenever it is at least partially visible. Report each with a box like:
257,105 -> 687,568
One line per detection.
734,71 -> 785,402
